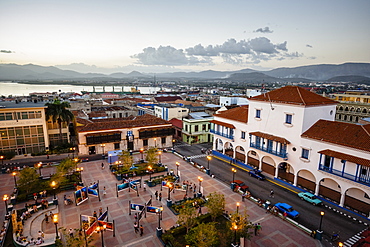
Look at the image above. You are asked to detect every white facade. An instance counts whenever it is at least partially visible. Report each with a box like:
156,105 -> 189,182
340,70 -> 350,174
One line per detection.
154,105 -> 189,121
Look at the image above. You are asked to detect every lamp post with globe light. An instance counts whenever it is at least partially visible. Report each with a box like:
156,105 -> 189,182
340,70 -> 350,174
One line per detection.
12,172 -> 17,187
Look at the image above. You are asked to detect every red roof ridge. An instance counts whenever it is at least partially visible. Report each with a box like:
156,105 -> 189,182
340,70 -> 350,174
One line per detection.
296,87 -> 306,105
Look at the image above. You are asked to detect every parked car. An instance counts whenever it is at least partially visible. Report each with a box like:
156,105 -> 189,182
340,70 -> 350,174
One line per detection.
274,202 -> 300,218
81,157 -> 89,162
248,169 -> 266,180
231,180 -> 249,192
298,192 -> 322,206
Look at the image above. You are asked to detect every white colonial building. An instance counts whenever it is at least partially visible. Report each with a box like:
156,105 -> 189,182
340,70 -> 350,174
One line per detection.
211,86 -> 370,218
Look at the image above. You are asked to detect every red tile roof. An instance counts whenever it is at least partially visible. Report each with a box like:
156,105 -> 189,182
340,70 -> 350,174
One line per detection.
170,118 -> 183,129
250,86 -> 337,106
214,105 -> 249,123
318,149 -> 370,167
76,114 -> 171,132
249,131 -> 290,144
210,120 -> 236,129
302,120 -> 370,152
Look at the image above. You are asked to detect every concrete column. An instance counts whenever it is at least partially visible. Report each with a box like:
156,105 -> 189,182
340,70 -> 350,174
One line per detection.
315,182 -> 320,196
293,173 -> 298,186
274,165 -> 279,178
339,192 -> 345,207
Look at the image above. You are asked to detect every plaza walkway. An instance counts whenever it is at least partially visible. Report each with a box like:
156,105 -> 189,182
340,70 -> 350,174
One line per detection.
1,152 -> 322,247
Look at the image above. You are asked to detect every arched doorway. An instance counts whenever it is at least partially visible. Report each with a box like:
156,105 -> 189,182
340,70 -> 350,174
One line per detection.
235,146 -> 246,163
261,156 -> 275,176
215,138 -> 223,152
297,170 -> 316,192
247,150 -> 259,168
318,178 -> 341,203
344,188 -> 370,217
278,162 -> 294,184
224,142 -> 234,157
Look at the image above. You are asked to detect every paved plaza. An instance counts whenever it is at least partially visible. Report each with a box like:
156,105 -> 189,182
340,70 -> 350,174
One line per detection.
0,152 -> 322,247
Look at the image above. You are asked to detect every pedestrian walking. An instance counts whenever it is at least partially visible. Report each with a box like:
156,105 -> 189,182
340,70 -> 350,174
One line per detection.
44,214 -> 49,223
99,207 -> 103,216
134,222 -> 139,233
69,228 -> 74,237
103,186 -> 107,196
93,211 -> 97,218
242,192 -> 246,202
101,163 -> 105,170
159,192 -> 162,201
134,213 -> 137,221
193,185 -> 196,193
140,225 -> 144,236
254,224 -> 258,236
257,223 -> 262,235
143,183 -> 146,191
270,189 -> 274,198
155,191 -> 158,200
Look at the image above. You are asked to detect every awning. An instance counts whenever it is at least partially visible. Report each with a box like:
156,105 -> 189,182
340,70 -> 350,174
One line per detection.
85,131 -> 121,137
249,131 -> 290,144
210,120 -> 235,129
318,149 -> 370,167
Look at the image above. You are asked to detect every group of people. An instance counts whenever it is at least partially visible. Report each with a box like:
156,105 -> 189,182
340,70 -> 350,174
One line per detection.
154,191 -> 162,201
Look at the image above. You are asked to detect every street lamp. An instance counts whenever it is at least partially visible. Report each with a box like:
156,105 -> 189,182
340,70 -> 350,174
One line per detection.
12,172 -> 17,187
233,223 -> 238,245
51,181 -> 57,200
172,139 -> 175,149
140,148 -> 144,161
53,214 -> 59,239
3,194 -> 8,214
70,147 -> 76,159
148,166 -> 152,181
232,168 -> 237,182
100,144 -> 105,158
96,224 -> 106,247
158,150 -> 162,164
154,138 -> 157,147
76,167 -> 84,181
167,182 -> 173,201
176,162 -> 180,176
0,155 -> 4,167
319,211 -> 324,231
236,202 -> 240,214
207,156 -> 212,170
156,206 -> 163,229
198,176 -> 203,196
338,242 -> 343,247
37,162 -> 42,176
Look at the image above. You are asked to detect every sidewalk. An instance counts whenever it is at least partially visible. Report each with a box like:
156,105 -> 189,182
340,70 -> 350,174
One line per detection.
1,151 -> 322,246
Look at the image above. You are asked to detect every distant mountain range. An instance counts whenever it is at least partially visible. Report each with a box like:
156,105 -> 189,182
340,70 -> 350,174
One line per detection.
0,62 -> 370,83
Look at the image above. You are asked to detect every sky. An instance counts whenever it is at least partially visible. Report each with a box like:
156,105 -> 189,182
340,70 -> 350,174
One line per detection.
1,0 -> 369,74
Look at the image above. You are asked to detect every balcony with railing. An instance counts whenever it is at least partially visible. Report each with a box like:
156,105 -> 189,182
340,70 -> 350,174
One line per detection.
210,129 -> 234,140
319,164 -> 370,187
250,142 -> 288,159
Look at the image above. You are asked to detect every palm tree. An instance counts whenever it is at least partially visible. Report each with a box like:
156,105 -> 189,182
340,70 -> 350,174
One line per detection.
45,100 -> 74,145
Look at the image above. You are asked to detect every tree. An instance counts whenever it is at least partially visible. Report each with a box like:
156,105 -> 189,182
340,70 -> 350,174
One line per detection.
228,209 -> 254,241
145,147 -> 158,167
118,150 -> 133,169
52,158 -> 79,185
57,227 -> 93,247
176,205 -> 197,233
185,222 -> 218,247
17,167 -> 39,194
206,192 -> 225,221
45,99 -> 74,145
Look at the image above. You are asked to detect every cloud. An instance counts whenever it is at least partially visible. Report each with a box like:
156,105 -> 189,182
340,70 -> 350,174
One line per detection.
132,37 -> 304,67
306,44 -> 313,48
254,27 -> 273,33
132,46 -> 209,66
0,50 -> 14,53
